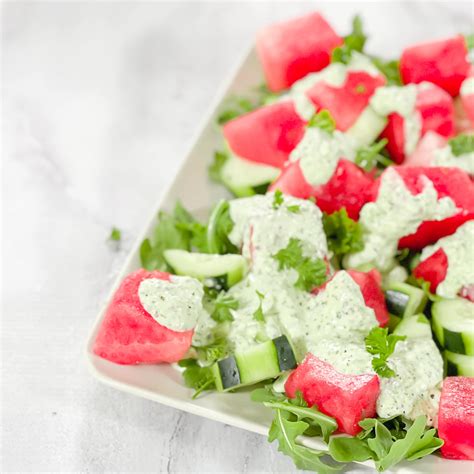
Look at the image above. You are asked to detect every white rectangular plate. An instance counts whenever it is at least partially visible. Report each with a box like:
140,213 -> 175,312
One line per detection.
86,46 -> 472,473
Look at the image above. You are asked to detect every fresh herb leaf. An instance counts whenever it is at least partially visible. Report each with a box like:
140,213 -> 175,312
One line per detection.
210,292 -> 238,323
273,238 -> 328,291
465,33 -> 474,51
323,209 -> 364,258
331,15 -> 367,64
253,291 -> 265,322
217,97 -> 254,125
307,109 -> 336,134
109,227 -> 121,242
193,338 -> 229,364
371,58 -> 402,86
365,327 -> 406,378
272,189 -> 284,209
355,138 -> 391,171
448,134 -> 474,156
287,204 -> 301,213
328,436 -> 374,462
179,358 -> 215,399
208,150 -> 229,184
207,200 -> 238,255
140,202 -> 208,270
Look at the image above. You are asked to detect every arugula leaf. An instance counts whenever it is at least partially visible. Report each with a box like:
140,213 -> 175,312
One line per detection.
178,359 -> 215,399
269,410 -> 342,474
253,291 -> 265,322
308,109 -> 336,134
273,238 -> 328,291
210,292 -> 238,323
217,97 -> 255,125
448,134 -> 474,156
272,189 -> 284,209
331,15 -> 367,64
140,202 -> 208,270
371,58 -> 402,86
208,150 -> 229,184
328,436 -> 374,462
355,138 -> 391,171
365,327 -> 406,378
322,209 -> 364,258
108,227 -> 121,242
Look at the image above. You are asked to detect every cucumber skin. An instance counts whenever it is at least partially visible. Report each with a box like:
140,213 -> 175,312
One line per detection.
444,350 -> 474,377
384,282 -> 427,318
212,357 -> 241,391
273,335 -> 297,371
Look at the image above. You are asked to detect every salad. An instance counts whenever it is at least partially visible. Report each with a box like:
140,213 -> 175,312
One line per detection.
94,12 -> 474,472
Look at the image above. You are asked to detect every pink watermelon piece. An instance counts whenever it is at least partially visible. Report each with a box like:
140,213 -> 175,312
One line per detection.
270,159 -> 374,219
256,12 -> 343,92
306,71 -> 386,131
380,83 -> 455,164
93,269 -> 194,365
285,354 -> 380,435
370,167 -> 474,250
413,247 -> 448,293
438,377 -> 474,460
461,92 -> 474,129
223,101 -> 306,168
400,35 -> 470,97
347,269 -> 389,327
404,131 -> 447,167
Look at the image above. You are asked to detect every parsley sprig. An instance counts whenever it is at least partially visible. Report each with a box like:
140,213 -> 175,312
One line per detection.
365,327 -> 406,378
178,359 -> 215,399
448,134 -> 474,157
273,238 -> 328,291
210,292 -> 239,323
308,109 -> 336,134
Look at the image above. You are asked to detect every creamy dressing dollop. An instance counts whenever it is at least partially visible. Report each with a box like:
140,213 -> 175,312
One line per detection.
461,77 -> 474,96
138,275 -> 205,332
433,144 -> 474,176
419,220 -> 474,298
346,168 -> 458,272
289,127 -> 356,186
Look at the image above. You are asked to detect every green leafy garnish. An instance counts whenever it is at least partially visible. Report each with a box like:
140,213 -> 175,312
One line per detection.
108,227 -> 121,242
323,209 -> 364,259
307,109 -> 336,134
253,291 -> 265,322
217,97 -> 254,125
272,189 -> 284,209
448,134 -> 474,157
465,33 -> 474,51
178,359 -> 215,399
355,138 -> 391,171
207,200 -> 238,255
208,150 -> 229,184
193,338 -> 229,364
287,204 -> 301,213
210,292 -> 239,323
331,15 -> 367,64
371,58 -> 402,86
365,327 -> 406,378
273,238 -> 328,291
140,202 -> 208,270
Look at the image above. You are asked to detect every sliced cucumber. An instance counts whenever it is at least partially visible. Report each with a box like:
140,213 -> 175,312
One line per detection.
346,106 -> 387,148
432,298 -> 474,355
220,151 -> 279,197
384,282 -> 427,318
388,314 -> 402,332
394,314 -> 432,339
212,335 -> 297,392
163,249 -> 246,288
444,350 -> 474,377
207,200 -> 238,255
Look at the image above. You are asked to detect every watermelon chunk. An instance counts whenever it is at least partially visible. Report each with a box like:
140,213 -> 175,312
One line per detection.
404,131 -> 447,167
93,269 -> 194,365
285,354 -> 380,435
223,101 -> 306,168
306,71 -> 386,131
256,12 -> 343,92
347,269 -> 390,327
380,83 -> 455,164
400,35 -> 470,96
438,376 -> 474,460
413,247 -> 448,293
270,159 -> 374,219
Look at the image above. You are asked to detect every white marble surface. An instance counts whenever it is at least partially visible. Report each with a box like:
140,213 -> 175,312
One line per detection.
2,1 -> 473,472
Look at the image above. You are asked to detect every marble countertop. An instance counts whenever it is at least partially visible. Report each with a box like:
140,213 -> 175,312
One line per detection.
2,2 -> 472,472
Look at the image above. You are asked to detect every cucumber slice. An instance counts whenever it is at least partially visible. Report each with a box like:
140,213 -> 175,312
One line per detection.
444,350 -> 474,377
207,200 -> 238,255
388,314 -> 402,332
432,298 -> 474,355
212,335 -> 297,392
220,152 -> 279,197
163,249 -> 246,288
345,106 -> 387,148
394,314 -> 432,339
384,282 -> 427,318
